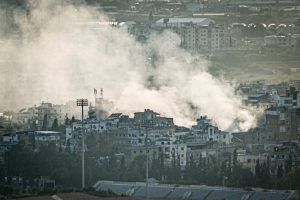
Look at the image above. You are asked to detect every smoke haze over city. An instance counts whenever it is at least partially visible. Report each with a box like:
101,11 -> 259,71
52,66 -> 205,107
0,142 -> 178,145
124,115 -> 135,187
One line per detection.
0,0 -> 258,131
1,0 -> 300,198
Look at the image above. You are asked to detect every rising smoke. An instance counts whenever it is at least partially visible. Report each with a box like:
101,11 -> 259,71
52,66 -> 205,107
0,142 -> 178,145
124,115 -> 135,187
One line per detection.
0,0 -> 258,131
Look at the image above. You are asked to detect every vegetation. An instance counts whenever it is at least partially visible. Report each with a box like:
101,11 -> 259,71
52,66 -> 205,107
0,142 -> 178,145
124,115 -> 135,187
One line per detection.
1,135 -> 300,197
0,183 -> 119,199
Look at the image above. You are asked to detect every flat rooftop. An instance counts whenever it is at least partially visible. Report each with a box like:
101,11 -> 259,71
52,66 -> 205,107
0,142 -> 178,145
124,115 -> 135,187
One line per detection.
94,180 -> 295,200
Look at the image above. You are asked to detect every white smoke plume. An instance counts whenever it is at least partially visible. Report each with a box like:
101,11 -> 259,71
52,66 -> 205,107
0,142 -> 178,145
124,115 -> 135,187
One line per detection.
0,0 -> 258,131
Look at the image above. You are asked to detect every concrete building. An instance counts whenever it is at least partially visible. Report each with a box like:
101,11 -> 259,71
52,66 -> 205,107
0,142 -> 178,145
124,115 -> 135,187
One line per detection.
34,131 -> 61,142
15,107 -> 38,129
127,18 -> 227,52
155,18 -> 226,52
264,106 -> 300,142
237,151 -> 269,174
271,86 -> 300,108
225,0 -> 299,6
155,138 -> 187,168
124,145 -> 160,165
2,133 -> 18,143
191,116 -> 232,145
264,34 -> 297,47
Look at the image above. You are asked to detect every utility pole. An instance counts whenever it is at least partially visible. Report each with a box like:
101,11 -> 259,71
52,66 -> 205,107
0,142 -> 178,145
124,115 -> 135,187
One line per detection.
77,99 -> 88,189
145,127 -> 149,200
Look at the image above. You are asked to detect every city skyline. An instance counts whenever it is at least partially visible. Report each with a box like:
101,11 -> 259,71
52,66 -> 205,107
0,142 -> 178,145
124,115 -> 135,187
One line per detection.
0,0 -> 300,199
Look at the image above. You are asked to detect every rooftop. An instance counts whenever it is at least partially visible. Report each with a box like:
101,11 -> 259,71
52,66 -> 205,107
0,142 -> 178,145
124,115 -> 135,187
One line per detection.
19,192 -> 142,200
156,18 -> 214,26
34,131 -> 62,134
94,180 -> 294,200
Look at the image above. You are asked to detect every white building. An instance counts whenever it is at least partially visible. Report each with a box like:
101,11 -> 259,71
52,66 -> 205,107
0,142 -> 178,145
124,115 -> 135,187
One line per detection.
264,34 -> 297,47
2,133 -> 18,143
154,18 -> 226,52
271,86 -> 300,108
72,120 -> 109,134
128,18 -> 227,52
226,0 -> 296,6
34,131 -> 61,143
190,116 -> 232,145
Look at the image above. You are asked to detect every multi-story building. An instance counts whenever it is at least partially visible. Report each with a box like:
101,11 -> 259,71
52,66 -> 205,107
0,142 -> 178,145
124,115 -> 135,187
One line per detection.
127,18 -> 227,52
36,103 -> 60,130
271,86 -> 300,108
190,116 -> 232,145
264,106 -> 300,142
124,145 -> 160,166
155,18 -> 227,52
15,107 -> 38,128
34,131 -> 61,143
225,0 -> 299,6
237,151 -> 269,174
2,133 -> 18,143
264,34 -> 298,47
155,138 -> 187,168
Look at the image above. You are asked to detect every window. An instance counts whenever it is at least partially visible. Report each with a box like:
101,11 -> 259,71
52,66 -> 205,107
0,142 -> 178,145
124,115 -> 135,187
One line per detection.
280,126 -> 286,133
284,99 -> 292,105
279,113 -> 285,120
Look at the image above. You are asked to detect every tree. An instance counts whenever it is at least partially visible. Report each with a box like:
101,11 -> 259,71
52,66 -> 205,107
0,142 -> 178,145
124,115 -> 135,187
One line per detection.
285,153 -> 293,174
149,153 -> 161,180
255,160 -> 271,188
120,156 -> 126,171
185,154 -> 197,182
51,118 -> 59,131
65,116 -> 70,126
232,148 -> 238,171
167,154 -> 181,182
41,114 -> 48,131
6,142 -> 35,184
148,11 -> 153,22
277,165 -> 284,179
70,116 -> 76,124
30,119 -> 37,130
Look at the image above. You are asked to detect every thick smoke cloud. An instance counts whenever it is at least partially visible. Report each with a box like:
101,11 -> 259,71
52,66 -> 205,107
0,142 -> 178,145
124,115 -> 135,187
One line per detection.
0,0 -> 258,131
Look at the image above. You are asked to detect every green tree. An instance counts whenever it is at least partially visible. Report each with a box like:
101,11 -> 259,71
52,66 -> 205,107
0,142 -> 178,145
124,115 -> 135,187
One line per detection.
70,116 -> 76,124
51,118 -> 59,131
277,165 -> 284,179
41,114 -> 48,131
65,116 -> 70,126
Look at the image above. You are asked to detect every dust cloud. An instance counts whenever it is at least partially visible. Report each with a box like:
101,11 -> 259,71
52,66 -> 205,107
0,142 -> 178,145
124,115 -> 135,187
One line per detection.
0,0 -> 258,131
